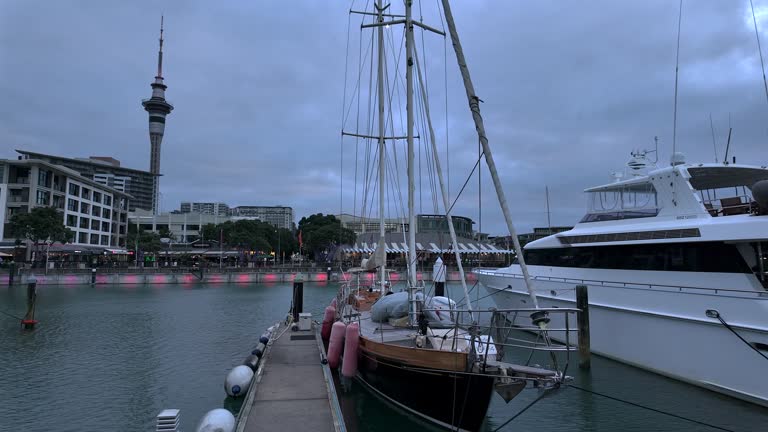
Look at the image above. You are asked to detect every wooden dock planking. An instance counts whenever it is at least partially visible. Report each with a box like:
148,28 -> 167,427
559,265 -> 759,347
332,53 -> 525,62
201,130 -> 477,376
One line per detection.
236,323 -> 344,432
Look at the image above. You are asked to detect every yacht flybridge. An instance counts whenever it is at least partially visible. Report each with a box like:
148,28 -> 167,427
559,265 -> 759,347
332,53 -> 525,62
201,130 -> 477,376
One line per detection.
477,152 -> 768,406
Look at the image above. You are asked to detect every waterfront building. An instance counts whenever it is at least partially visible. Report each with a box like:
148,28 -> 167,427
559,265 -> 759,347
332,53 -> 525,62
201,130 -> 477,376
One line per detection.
491,226 -> 574,249
230,206 -> 294,230
141,17 -> 173,215
336,213 -> 407,235
0,158 -> 131,248
179,202 -> 229,216
16,150 -> 155,213
129,210 -> 259,244
336,213 -> 475,238
416,214 -> 474,238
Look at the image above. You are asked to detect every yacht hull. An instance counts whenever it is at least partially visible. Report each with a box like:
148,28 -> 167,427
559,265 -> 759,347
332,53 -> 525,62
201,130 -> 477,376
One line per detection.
357,337 -> 495,431
477,268 -> 768,407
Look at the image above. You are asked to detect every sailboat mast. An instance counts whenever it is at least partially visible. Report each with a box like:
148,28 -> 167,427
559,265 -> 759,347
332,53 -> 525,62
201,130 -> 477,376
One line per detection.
405,0 -> 417,288
376,0 -> 387,292
440,0 -> 540,309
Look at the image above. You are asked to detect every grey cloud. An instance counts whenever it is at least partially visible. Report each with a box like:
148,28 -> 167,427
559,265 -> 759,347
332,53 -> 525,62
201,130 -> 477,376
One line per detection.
2,0 -> 767,234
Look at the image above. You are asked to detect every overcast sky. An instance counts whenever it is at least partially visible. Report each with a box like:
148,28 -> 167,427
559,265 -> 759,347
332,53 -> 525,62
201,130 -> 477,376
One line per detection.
2,1 -> 767,235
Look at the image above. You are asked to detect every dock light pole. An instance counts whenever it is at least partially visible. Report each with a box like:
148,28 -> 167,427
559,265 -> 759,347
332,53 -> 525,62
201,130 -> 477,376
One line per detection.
277,228 -> 281,267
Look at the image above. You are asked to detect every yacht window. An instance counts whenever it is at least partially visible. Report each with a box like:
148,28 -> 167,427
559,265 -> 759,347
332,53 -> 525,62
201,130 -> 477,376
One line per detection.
524,242 -> 750,273
582,183 -> 658,223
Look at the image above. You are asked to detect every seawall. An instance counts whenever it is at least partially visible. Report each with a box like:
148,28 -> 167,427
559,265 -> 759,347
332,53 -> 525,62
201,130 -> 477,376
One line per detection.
0,269 -> 479,285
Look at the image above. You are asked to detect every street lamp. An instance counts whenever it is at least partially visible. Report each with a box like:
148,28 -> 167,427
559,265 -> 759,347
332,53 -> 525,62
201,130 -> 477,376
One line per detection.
276,228 -> 281,267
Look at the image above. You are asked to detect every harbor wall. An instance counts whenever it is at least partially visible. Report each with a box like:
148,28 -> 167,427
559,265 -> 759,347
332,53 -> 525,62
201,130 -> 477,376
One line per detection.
0,270 -> 478,286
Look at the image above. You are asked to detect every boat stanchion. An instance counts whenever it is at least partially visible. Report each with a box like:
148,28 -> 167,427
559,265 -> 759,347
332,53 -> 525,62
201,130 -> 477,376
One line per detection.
21,277 -> 38,330
576,284 -> 591,370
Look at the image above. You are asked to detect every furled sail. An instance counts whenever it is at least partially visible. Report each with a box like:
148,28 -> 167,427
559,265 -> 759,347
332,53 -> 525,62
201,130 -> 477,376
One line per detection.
361,242 -> 386,271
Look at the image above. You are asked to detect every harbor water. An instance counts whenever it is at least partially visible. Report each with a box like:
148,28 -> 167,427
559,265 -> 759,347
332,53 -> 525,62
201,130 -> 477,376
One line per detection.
1,281 -> 766,431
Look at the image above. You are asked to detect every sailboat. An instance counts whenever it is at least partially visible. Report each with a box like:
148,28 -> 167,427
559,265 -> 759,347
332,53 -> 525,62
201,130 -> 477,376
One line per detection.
323,1 -> 574,431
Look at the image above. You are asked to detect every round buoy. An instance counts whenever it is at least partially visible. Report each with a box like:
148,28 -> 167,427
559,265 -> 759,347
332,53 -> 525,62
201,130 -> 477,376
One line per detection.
341,322 -> 359,378
251,342 -> 266,358
195,408 -> 235,432
327,321 -> 346,369
243,354 -> 260,371
224,365 -> 254,397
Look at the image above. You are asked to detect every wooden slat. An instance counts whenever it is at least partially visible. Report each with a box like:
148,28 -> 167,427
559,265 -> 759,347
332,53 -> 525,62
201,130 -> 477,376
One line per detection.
359,336 -> 467,372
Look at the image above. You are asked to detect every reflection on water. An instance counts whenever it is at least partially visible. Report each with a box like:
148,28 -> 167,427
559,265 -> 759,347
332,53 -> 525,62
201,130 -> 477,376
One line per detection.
1,282 -> 766,432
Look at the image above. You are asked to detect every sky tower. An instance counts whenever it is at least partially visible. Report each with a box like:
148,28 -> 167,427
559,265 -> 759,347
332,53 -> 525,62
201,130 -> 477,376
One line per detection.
141,16 -> 173,215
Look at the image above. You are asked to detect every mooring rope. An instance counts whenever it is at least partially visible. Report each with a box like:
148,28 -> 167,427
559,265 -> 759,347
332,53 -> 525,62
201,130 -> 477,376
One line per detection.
567,384 -> 736,432
0,309 -> 24,321
708,310 -> 768,362
492,390 -> 551,432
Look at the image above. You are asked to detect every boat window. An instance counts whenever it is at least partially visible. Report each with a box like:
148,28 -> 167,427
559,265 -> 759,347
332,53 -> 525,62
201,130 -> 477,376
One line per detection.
581,183 -> 658,223
524,242 -> 751,273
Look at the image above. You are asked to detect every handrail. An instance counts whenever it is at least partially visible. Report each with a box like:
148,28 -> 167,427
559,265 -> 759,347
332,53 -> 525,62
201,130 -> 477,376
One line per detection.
473,268 -> 768,298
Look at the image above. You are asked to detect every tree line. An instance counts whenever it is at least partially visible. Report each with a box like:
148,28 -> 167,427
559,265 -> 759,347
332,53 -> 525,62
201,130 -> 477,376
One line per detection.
8,207 -> 357,263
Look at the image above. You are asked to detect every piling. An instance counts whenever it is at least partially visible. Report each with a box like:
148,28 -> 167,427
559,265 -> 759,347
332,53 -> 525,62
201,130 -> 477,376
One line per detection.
90,268 -> 96,284
576,284 -> 591,370
433,257 -> 446,297
22,277 -> 38,330
292,274 -> 304,322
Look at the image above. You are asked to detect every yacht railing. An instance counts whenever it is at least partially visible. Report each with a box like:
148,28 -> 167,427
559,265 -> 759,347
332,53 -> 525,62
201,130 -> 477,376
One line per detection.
473,268 -> 768,299
422,306 -> 580,376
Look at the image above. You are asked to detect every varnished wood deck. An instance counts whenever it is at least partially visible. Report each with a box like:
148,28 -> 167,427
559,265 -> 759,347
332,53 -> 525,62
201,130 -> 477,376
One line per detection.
236,323 -> 345,432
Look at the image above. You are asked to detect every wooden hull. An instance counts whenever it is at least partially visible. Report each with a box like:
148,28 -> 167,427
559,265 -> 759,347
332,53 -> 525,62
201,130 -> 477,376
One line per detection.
358,337 -> 495,431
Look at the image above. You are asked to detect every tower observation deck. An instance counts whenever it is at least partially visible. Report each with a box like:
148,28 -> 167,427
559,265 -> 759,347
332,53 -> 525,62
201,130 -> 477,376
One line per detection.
141,16 -> 173,214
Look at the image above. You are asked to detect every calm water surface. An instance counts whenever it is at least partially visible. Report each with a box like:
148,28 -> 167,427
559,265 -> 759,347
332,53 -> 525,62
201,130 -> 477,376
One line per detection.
1,282 -> 766,431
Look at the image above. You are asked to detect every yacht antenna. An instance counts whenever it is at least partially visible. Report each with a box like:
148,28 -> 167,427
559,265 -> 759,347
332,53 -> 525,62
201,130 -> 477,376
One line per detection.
545,186 -> 551,232
749,0 -> 768,111
724,127 -> 733,165
652,136 -> 659,164
709,114 -> 718,163
671,0 -> 683,163
441,0 -> 540,310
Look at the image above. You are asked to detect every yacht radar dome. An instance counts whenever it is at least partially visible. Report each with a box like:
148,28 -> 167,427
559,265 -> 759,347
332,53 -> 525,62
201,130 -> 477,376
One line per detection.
752,179 -> 768,212
670,152 -> 686,166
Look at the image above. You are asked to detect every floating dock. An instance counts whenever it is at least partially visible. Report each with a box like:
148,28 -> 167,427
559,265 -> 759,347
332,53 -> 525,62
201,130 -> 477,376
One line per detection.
235,320 -> 345,432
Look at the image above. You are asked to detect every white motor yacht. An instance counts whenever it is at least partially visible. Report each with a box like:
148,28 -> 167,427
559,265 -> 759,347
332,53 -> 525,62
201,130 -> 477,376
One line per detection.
477,152 -> 768,406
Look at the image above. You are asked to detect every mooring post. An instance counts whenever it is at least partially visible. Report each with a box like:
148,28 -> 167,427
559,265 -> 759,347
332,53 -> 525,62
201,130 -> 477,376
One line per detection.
91,268 -> 96,285
8,262 -> 15,286
576,284 -> 591,370
22,276 -> 38,330
433,257 -> 446,297
292,274 -> 304,322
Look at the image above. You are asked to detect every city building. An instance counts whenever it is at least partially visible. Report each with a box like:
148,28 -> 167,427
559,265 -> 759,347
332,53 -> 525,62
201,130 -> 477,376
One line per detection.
492,226 -> 574,249
179,202 -> 229,216
16,150 -> 155,213
416,214 -> 474,239
230,206 -> 294,230
141,16 -> 174,215
337,213 -> 406,235
336,213 -> 475,238
129,210 -> 258,244
0,158 -> 131,248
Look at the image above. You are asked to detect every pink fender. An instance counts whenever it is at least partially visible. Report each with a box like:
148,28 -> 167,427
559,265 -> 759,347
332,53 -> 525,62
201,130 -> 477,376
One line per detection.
321,306 -> 336,341
327,321 -> 346,369
341,322 -> 359,378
